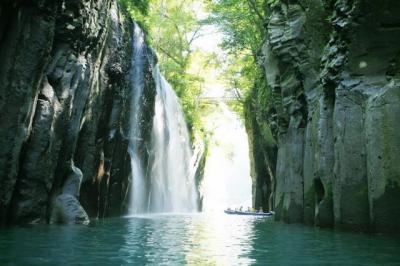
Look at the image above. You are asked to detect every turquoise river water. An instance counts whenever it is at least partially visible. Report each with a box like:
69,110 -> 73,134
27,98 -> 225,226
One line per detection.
0,214 -> 399,265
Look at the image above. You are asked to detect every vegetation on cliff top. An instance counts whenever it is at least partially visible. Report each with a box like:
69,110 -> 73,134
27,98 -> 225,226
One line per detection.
205,0 -> 267,116
119,0 -> 208,137
119,0 -> 269,134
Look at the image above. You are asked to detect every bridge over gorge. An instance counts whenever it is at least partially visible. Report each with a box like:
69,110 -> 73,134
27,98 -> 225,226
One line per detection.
198,96 -> 240,103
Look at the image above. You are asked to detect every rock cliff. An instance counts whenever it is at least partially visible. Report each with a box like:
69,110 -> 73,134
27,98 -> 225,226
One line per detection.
249,0 -> 400,233
0,0 -> 157,225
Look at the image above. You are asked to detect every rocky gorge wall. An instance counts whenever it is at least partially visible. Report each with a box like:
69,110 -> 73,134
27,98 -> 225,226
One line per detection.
0,0 -> 157,225
249,0 -> 400,233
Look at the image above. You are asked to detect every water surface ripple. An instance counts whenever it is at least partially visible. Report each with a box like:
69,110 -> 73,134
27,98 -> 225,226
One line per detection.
1,214 -> 399,265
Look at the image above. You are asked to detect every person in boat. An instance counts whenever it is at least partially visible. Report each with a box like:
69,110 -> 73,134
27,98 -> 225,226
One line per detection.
258,207 -> 264,213
247,207 -> 251,213
239,206 -> 243,212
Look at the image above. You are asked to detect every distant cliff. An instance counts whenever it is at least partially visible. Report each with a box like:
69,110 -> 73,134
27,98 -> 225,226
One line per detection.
247,0 -> 400,233
0,0 -> 157,225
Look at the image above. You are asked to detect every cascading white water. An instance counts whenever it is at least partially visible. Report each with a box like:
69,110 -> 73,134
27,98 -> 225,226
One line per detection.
148,65 -> 198,213
129,23 -> 198,214
128,22 -> 147,214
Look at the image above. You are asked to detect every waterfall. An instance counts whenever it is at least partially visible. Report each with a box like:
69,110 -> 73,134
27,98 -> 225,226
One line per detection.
128,23 -> 198,214
148,66 -> 198,212
128,22 -> 147,214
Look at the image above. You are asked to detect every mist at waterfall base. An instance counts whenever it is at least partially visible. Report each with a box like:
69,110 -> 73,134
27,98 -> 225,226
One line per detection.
128,23 -> 197,214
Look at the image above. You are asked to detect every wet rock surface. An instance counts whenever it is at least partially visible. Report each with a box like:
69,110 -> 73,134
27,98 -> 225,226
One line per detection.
0,0 -> 157,225
50,162 -> 89,225
50,194 -> 89,225
250,0 -> 400,233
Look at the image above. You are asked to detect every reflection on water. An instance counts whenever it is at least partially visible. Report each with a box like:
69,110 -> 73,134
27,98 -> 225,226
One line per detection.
186,214 -> 255,265
120,214 -> 256,265
1,214 -> 400,265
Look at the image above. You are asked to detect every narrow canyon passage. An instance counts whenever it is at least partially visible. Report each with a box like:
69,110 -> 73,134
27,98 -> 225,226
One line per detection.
201,102 -> 252,212
1,0 -> 400,265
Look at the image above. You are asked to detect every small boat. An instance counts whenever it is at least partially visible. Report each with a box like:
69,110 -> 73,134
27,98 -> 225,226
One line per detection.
224,209 -> 274,217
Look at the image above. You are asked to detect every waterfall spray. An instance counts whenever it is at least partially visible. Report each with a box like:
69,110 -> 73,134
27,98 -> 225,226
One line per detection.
129,23 -> 198,214
128,22 -> 147,214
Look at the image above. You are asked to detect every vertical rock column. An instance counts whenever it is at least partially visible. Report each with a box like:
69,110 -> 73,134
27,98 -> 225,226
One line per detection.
245,93 -> 277,212
0,0 -> 57,224
348,0 -> 400,232
261,3 -> 310,223
322,0 -> 400,232
258,0 -> 333,226
255,0 -> 400,233
0,0 -> 149,226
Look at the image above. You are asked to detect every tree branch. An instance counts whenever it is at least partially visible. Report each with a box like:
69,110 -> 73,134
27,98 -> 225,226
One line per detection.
233,84 -> 244,103
187,25 -> 203,46
247,0 -> 264,23
155,43 -> 185,67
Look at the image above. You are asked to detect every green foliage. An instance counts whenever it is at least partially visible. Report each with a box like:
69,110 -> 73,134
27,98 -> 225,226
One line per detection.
119,0 -> 150,31
120,0 -> 209,139
146,0 -> 205,134
120,0 -> 270,139
119,0 -> 149,15
266,0 -> 279,7
206,0 -> 265,55
206,0 -> 267,119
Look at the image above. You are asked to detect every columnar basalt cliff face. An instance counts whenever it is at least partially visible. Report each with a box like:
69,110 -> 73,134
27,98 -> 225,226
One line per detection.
245,87 -> 277,213
250,0 -> 400,233
0,0 -> 157,225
